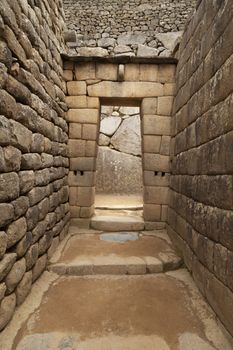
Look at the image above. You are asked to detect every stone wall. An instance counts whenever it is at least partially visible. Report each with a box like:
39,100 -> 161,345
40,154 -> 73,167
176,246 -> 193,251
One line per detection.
63,0 -> 196,57
0,0 -> 69,330
65,60 -> 175,227
168,0 -> 233,336
96,106 -> 143,195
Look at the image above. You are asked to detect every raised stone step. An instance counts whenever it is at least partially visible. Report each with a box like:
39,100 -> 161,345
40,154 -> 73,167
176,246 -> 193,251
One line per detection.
48,231 -> 183,276
90,215 -> 144,231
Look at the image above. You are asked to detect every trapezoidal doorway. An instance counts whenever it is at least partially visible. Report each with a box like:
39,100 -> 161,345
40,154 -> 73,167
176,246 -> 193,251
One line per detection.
66,59 -> 176,228
95,104 -> 143,211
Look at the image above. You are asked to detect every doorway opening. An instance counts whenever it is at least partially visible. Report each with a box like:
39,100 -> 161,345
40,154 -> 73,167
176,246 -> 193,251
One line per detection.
95,105 -> 143,210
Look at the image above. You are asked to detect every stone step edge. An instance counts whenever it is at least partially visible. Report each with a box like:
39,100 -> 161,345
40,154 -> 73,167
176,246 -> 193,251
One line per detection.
48,255 -> 183,276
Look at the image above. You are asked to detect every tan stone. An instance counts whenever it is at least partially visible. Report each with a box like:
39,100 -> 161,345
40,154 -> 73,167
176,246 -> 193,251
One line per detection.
144,153 -> 170,172
143,204 -> 161,221
70,205 -> 81,218
75,62 -> 96,80
80,206 -> 95,218
68,140 -> 85,157
144,186 -> 169,204
77,187 -> 95,207
141,98 -> 158,114
69,123 -> 82,139
143,135 -> 161,153
124,64 -> 140,81
143,115 -> 171,135
67,81 -> 86,95
139,64 -> 158,81
66,109 -> 99,124
144,256 -> 163,273
63,61 -> 74,70
66,96 -> 99,109
69,187 -> 78,206
86,141 -> 97,157
63,70 -> 73,81
82,124 -> 98,140
70,157 -> 96,171
160,136 -> 171,155
143,171 -> 170,186
96,63 -> 118,80
157,96 -> 174,115
158,64 -> 176,83
161,205 -> 168,221
164,83 -> 176,95
88,81 -> 163,98
68,171 -> 96,187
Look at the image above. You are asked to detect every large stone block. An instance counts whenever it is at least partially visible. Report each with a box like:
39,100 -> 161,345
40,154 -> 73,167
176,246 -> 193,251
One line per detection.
5,258 -> 26,294
0,146 -> 21,173
0,254 -> 16,282
75,62 -> 96,80
82,124 -> 98,141
139,64 -> 158,82
157,96 -> 174,116
16,270 -> 32,306
88,81 -> 163,98
68,171 -> 96,187
66,96 -> 99,109
158,64 -> 176,83
141,98 -> 158,114
70,157 -> 96,171
124,64 -> 140,81
68,139 -> 85,157
143,135 -> 161,153
0,232 -> 7,259
143,204 -> 161,221
144,153 -> 170,172
96,63 -> 118,81
0,294 -> 16,331
69,123 -> 82,139
66,109 -> 99,124
32,254 -> 47,282
67,81 -> 86,96
143,171 -> 170,186
6,217 -> 27,249
0,203 -> 14,228
143,115 -> 171,135
144,186 -> 169,204
0,172 -> 19,202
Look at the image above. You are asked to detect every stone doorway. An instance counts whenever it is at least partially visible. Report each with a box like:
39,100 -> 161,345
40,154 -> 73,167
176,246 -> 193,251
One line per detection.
65,58 -> 176,226
95,104 -> 143,210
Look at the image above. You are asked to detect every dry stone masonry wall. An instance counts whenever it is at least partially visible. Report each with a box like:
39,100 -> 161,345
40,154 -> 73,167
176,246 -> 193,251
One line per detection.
0,0 -> 69,330
96,106 -> 143,195
168,0 -> 233,336
63,0 -> 196,57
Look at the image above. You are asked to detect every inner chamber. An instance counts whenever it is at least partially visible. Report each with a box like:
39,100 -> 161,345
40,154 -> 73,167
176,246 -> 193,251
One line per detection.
95,105 -> 143,208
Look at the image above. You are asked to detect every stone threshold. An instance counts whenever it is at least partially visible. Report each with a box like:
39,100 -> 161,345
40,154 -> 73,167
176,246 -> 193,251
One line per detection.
61,54 -> 178,64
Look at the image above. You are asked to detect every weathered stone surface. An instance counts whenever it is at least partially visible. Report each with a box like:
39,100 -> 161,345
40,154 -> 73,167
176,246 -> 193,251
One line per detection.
100,116 -> 121,136
0,294 -> 16,331
114,45 -> 132,54
21,153 -> 42,170
16,271 -> 32,306
6,217 -> 27,249
156,32 -> 183,51
0,203 -> 14,228
32,254 -> 47,282
99,133 -> 110,146
16,232 -> 32,258
118,33 -> 146,46
0,172 -> 19,202
25,243 -> 39,271
12,196 -> 29,219
0,146 -> 21,173
77,47 -> 108,57
0,232 -> 7,260
137,45 -> 159,57
5,258 -> 26,294
0,254 -> 16,282
97,37 -> 115,48
111,115 -> 141,156
0,283 -> 6,302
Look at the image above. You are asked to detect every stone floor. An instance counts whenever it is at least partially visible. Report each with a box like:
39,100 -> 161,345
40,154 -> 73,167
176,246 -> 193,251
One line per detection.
0,217 -> 233,349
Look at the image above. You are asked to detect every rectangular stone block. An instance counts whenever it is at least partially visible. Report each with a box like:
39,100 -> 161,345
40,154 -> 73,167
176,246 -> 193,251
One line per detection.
66,109 -> 99,124
68,139 -> 85,157
96,63 -> 118,80
77,187 -> 95,207
68,171 -> 96,187
164,83 -> 176,96
143,135 -> 161,153
157,96 -> 174,116
158,64 -> 176,83
160,136 -> 171,155
82,124 -> 98,140
69,123 -> 82,139
67,81 -> 86,95
70,157 -> 96,171
70,205 -> 80,218
85,141 -> 97,157
63,61 -> 74,70
80,205 -> 95,218
66,96 -> 100,109
75,62 -> 96,80
63,70 -> 73,81
144,153 -> 170,172
88,81 -> 163,98
161,205 -> 168,221
141,98 -> 158,114
69,187 -> 78,206
143,171 -> 170,186
124,64 -> 140,81
144,186 -> 169,205
143,115 -> 171,135
143,204 -> 161,221
139,64 -> 158,82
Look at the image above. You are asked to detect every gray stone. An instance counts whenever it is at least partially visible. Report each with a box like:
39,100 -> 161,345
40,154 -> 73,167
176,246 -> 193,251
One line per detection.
0,283 -> 6,301
21,153 -> 42,170
25,243 -> 39,270
111,115 -> 141,156
137,44 -> 159,57
16,271 -> 32,306
19,171 -> 35,194
99,133 -> 110,146
0,146 -> 21,172
12,196 -> 30,219
0,203 -> 14,228
114,45 -> 132,54
0,231 -> 7,259
156,31 -> 183,52
16,232 -> 33,258
32,254 -> 47,282
0,254 -> 17,282
100,116 -> 121,136
5,258 -> 26,294
117,33 -> 146,46
0,172 -> 19,202
97,37 -> 116,48
0,294 -> 16,331
77,47 -> 108,57
119,107 -> 139,115
6,217 -> 27,249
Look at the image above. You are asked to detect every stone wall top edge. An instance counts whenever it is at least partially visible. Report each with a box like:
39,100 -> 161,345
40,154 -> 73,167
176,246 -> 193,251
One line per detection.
61,54 -> 178,65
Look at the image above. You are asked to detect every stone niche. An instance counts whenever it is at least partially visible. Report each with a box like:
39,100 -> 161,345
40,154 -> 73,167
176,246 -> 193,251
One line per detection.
96,106 -> 143,195
65,60 -> 176,224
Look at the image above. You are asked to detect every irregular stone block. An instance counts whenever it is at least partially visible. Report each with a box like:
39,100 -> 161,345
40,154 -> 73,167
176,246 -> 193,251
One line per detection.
21,153 -> 42,170
28,186 -> 49,206
5,258 -> 26,294
25,243 -> 39,271
16,232 -> 32,258
137,44 -> 159,57
6,217 -> 27,249
0,232 -> 7,260
100,116 -> 121,136
117,33 -> 146,45
97,37 -> 116,48
0,294 -> 16,331
32,254 -> 47,282
0,254 -> 16,282
12,196 -> 29,219
0,172 -> 19,202
139,64 -> 158,82
99,133 -> 110,146
0,146 -> 21,173
16,270 -> 32,306
141,98 -> 158,114
77,47 -> 108,57
0,203 -> 14,228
